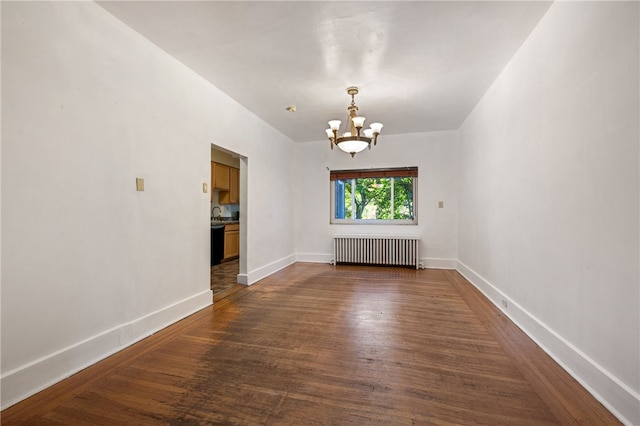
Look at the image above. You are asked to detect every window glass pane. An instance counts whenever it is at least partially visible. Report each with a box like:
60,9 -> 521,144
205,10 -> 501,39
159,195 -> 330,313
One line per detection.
334,179 -> 352,219
354,177 -> 391,219
393,177 -> 414,220
344,180 -> 352,219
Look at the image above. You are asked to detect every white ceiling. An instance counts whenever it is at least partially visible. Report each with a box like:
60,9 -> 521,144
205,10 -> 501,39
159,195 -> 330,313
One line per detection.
98,1 -> 553,143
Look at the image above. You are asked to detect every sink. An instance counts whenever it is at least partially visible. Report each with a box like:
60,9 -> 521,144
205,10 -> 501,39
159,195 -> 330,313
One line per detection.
211,219 -> 239,226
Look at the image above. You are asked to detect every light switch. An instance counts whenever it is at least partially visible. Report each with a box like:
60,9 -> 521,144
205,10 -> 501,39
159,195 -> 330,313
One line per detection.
203,183 -> 208,193
438,201 -> 444,208
136,178 -> 145,191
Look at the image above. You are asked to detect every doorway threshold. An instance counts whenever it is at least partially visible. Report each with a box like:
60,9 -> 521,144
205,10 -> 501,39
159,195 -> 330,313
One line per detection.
211,258 -> 241,302
213,284 -> 243,302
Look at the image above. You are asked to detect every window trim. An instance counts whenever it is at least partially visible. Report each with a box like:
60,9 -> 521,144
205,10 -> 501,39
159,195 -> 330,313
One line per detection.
330,167 -> 418,180
330,167 -> 418,225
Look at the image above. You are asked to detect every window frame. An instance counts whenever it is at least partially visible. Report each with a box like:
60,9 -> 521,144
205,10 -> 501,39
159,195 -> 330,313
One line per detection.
330,167 -> 418,225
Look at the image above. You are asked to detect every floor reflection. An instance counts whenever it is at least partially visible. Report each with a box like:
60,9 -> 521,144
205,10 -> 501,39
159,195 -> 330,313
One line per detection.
210,259 -> 240,301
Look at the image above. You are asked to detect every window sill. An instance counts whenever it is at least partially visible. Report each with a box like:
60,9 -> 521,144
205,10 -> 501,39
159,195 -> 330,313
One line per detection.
330,220 -> 417,225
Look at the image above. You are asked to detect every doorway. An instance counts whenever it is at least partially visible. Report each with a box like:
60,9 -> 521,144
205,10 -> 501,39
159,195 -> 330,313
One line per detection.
210,144 -> 246,300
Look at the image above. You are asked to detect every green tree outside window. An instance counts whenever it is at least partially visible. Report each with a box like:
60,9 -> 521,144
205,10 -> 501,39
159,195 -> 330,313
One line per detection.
334,175 -> 415,222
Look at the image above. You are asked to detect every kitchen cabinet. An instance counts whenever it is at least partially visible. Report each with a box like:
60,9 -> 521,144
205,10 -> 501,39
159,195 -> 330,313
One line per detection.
211,162 -> 230,191
219,166 -> 239,204
223,223 -> 240,260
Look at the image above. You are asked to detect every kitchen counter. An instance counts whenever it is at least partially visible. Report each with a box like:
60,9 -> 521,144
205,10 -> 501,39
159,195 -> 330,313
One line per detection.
211,220 -> 239,227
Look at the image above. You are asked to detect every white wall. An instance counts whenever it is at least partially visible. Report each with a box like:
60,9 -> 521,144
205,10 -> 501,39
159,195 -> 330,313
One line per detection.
294,131 -> 458,268
1,1 -> 295,408
457,2 -> 639,423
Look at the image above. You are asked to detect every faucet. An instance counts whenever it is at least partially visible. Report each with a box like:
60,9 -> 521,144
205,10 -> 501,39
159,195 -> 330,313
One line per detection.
211,206 -> 222,220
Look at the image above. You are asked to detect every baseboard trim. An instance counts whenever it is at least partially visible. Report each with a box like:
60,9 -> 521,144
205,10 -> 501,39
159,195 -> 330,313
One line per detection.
245,254 -> 296,285
295,253 -> 333,264
456,260 -> 639,426
0,289 -> 213,410
420,257 -> 457,269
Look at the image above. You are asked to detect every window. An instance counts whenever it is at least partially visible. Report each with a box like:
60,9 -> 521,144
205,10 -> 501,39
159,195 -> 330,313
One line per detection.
330,167 -> 418,224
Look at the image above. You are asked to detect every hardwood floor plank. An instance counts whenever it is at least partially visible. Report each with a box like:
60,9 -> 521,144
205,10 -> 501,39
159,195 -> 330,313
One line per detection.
447,270 -> 619,425
2,264 -> 620,425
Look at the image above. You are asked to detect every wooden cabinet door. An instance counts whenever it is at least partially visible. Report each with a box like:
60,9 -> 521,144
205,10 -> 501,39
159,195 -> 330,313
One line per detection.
223,224 -> 240,260
213,163 -> 230,190
219,166 -> 239,204
229,167 -> 239,204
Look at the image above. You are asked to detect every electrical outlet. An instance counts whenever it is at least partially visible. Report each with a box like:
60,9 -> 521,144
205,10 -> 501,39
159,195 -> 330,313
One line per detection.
438,201 -> 444,208
501,299 -> 508,308
136,178 -> 145,191
203,182 -> 208,193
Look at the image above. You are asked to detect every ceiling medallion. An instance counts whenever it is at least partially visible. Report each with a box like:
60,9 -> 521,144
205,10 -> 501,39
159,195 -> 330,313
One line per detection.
325,87 -> 383,158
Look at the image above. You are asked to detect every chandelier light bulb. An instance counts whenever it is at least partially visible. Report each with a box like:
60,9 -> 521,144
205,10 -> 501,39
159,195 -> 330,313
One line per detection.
352,116 -> 366,129
370,122 -> 383,134
328,120 -> 341,131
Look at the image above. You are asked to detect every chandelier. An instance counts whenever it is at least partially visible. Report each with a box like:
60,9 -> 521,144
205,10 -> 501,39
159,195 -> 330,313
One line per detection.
326,87 -> 383,157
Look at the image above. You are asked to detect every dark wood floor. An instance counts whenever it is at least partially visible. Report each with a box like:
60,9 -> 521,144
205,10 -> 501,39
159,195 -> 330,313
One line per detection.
2,264 -> 619,425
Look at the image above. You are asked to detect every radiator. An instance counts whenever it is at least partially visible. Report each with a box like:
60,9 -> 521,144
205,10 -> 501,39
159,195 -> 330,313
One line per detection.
333,236 -> 420,269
